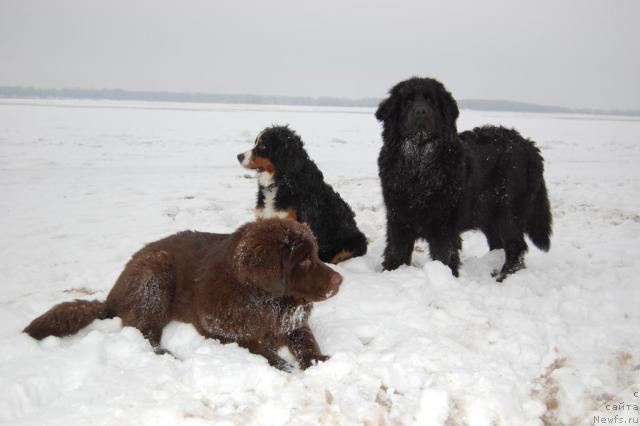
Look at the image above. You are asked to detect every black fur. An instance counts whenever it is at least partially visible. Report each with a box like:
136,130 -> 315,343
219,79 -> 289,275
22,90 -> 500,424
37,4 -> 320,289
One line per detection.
376,77 -> 552,281
238,125 -> 367,263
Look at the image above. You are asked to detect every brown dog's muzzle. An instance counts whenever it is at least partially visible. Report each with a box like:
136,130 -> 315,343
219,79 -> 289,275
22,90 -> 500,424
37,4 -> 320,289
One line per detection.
325,268 -> 343,298
291,262 -> 343,303
316,263 -> 343,300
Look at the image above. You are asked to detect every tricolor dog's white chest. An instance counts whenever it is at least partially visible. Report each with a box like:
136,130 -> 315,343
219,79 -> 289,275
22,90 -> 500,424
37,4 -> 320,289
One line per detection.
256,172 -> 290,220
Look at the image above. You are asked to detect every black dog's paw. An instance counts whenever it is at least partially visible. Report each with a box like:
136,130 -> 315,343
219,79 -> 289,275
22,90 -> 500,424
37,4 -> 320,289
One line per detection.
382,257 -> 404,271
492,262 -> 526,282
492,269 -> 508,282
450,266 -> 460,278
381,261 -> 398,271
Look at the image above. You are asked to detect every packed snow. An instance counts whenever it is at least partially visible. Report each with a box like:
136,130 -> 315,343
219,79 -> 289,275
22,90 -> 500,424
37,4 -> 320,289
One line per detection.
0,98 -> 638,425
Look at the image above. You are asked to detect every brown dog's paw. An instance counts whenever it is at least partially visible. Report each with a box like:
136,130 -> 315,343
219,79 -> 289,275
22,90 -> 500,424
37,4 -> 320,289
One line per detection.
271,357 -> 296,372
153,346 -> 176,357
301,354 -> 330,369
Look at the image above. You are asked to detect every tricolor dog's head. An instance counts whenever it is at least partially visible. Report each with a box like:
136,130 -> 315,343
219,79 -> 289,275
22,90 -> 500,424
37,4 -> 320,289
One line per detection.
234,219 -> 342,303
237,126 -> 308,176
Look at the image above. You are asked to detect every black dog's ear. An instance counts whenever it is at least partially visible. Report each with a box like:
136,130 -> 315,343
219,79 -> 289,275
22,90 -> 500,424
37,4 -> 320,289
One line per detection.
375,95 -> 397,122
437,85 -> 460,128
376,80 -> 408,121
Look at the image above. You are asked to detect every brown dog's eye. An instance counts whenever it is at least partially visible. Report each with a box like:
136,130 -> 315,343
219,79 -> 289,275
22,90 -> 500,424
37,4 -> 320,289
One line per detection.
257,143 -> 266,151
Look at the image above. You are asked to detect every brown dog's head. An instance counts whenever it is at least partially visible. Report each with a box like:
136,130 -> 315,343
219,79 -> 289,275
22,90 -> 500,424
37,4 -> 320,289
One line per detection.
375,77 -> 459,141
234,219 -> 342,303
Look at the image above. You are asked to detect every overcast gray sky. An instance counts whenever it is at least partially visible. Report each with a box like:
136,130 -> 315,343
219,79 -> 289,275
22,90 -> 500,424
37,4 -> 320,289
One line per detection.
1,0 -> 639,110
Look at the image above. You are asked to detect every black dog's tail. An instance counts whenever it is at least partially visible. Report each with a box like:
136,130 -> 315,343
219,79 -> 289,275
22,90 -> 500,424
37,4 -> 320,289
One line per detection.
24,299 -> 111,340
526,153 -> 552,251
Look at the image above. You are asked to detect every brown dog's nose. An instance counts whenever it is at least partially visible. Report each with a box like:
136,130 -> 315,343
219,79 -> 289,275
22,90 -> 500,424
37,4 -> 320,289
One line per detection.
237,153 -> 245,164
323,270 -> 342,299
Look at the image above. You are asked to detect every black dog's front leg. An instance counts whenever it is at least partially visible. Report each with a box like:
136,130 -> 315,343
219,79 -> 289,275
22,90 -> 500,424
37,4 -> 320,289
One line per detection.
427,230 -> 462,277
287,326 -> 329,370
382,219 -> 416,271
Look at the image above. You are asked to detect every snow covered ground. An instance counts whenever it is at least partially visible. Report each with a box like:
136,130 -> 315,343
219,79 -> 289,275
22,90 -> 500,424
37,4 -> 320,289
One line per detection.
0,98 -> 638,425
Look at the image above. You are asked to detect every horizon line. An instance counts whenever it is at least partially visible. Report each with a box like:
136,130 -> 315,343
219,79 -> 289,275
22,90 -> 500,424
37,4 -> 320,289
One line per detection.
1,85 -> 639,117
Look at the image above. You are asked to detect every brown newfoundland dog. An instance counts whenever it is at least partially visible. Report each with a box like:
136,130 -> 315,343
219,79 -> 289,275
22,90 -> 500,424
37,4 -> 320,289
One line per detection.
24,219 -> 342,371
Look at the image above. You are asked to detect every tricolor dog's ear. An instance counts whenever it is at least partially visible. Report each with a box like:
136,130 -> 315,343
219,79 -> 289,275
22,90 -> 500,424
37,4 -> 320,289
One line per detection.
277,128 -> 307,174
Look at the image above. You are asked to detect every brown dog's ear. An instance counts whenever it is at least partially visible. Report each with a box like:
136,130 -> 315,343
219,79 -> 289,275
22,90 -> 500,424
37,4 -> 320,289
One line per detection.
234,222 -> 286,296
234,219 -> 319,298
280,242 -> 297,289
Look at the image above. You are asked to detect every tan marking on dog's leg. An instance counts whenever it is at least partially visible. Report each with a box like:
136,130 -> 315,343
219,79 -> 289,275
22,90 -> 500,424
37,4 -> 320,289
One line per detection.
329,249 -> 354,264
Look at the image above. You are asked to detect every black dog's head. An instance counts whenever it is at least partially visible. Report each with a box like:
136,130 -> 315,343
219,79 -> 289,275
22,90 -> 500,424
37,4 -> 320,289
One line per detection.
237,126 -> 309,176
234,219 -> 342,304
375,77 -> 459,141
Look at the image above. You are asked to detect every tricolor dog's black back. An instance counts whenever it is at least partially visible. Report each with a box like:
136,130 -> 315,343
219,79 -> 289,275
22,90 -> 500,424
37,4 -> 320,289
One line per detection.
237,126 -> 367,264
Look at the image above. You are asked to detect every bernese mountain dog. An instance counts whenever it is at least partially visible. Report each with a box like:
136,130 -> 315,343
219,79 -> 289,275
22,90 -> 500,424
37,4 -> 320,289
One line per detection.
237,125 -> 367,264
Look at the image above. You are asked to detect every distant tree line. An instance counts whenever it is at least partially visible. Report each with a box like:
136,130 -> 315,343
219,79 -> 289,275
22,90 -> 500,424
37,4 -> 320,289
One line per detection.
0,86 -> 378,108
1,86 -> 638,117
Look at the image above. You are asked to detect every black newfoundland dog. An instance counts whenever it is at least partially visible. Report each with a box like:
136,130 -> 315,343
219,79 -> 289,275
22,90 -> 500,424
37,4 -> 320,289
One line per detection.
237,125 -> 368,264
376,77 -> 552,281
